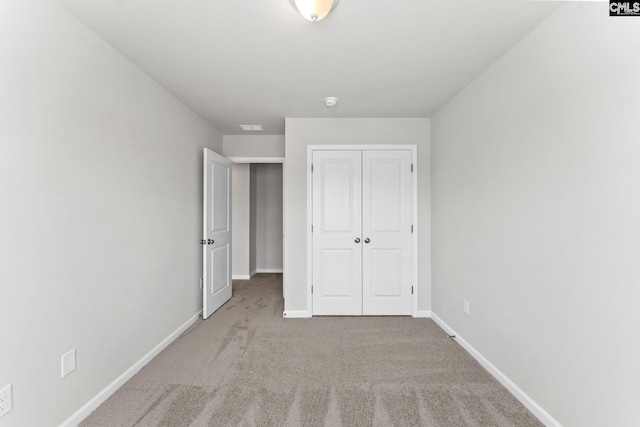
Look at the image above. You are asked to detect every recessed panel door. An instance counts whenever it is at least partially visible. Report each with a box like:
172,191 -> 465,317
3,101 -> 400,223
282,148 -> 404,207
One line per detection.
362,150 -> 412,315
203,148 -> 232,319
312,151 -> 362,315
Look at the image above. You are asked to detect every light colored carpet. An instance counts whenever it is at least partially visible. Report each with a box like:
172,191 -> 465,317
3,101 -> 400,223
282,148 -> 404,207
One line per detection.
81,274 -> 542,427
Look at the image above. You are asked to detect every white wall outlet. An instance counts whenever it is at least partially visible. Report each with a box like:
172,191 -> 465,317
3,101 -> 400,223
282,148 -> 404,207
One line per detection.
61,349 -> 77,378
464,299 -> 470,316
0,384 -> 13,418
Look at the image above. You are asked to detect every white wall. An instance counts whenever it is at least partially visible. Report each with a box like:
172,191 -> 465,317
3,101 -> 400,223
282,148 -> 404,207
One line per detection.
284,118 -> 431,314
255,164 -> 284,271
223,135 -> 285,158
231,164 -> 251,277
0,1 -> 223,426
431,3 -> 640,426
249,165 -> 258,276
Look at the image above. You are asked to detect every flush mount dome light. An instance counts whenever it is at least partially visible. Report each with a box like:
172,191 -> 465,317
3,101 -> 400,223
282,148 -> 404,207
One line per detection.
289,0 -> 340,22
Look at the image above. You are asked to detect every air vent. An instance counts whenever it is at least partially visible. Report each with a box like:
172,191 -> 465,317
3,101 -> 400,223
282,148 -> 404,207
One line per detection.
239,124 -> 264,131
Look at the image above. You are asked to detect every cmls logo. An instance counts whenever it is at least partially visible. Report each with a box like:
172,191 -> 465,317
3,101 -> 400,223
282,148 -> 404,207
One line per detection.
610,1 -> 640,16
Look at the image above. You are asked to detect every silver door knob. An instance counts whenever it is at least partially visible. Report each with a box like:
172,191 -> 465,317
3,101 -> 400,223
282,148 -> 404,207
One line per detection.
207,239 -> 215,245
364,238 -> 371,244
355,238 -> 361,243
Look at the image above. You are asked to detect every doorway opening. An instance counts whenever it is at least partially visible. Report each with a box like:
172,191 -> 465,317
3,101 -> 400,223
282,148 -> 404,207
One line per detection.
229,157 -> 284,297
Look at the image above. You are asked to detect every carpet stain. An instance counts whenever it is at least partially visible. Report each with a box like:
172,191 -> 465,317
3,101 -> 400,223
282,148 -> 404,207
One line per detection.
241,327 -> 256,352
213,324 -> 249,360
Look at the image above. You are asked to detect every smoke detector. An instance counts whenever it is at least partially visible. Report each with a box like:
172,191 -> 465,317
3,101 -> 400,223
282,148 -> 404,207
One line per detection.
325,97 -> 338,107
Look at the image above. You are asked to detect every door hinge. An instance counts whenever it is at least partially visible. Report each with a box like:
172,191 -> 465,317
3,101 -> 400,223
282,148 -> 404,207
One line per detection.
311,224 -> 313,233
411,164 -> 414,172
411,225 -> 414,234
200,278 -> 203,289
411,286 -> 414,294
311,164 -> 314,173
311,286 -> 313,294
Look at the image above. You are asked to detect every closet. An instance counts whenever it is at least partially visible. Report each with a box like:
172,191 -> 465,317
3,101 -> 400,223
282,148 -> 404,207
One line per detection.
311,149 -> 413,315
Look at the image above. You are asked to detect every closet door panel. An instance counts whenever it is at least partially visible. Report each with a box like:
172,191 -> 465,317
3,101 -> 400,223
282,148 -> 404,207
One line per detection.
362,150 -> 413,315
312,151 -> 362,315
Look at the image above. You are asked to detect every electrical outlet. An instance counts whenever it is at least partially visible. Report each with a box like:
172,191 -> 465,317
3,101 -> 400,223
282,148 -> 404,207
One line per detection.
0,384 -> 13,418
464,299 -> 470,316
61,349 -> 77,378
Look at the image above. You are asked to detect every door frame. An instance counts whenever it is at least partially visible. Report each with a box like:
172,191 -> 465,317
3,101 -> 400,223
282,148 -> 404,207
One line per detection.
306,145 -> 418,317
228,156 -> 286,297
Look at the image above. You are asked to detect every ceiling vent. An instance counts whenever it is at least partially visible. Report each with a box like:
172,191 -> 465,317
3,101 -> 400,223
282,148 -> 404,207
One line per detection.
239,124 -> 264,131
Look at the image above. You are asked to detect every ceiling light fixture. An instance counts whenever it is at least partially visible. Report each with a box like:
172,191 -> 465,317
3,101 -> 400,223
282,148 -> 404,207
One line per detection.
289,0 -> 340,22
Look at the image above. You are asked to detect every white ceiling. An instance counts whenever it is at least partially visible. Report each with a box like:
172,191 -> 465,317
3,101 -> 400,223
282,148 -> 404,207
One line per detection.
55,0 -> 562,135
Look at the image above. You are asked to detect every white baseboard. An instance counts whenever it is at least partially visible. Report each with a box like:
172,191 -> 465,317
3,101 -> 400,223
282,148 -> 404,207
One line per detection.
430,313 -> 562,427
233,270 -> 282,280
59,311 -> 202,427
282,310 -> 311,318
285,310 -> 430,319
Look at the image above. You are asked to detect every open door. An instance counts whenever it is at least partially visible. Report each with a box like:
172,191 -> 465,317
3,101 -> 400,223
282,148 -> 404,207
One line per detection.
203,148 -> 232,319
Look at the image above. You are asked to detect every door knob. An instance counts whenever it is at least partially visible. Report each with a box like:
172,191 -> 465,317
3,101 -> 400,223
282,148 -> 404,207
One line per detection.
200,239 -> 206,245
364,238 -> 371,244
355,237 -> 361,243
207,239 -> 215,245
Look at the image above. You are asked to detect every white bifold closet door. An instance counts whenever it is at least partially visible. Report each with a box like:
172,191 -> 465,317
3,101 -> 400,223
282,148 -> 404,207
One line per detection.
312,149 -> 412,316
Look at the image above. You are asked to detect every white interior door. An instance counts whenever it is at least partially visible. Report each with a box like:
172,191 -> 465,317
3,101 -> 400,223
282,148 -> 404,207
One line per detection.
312,151 -> 362,315
203,148 -> 232,319
362,150 -> 413,315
